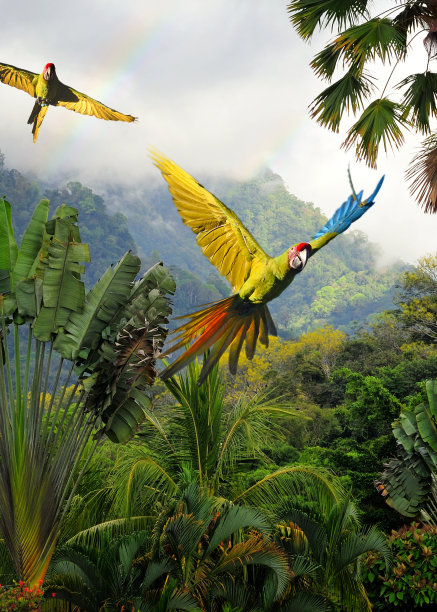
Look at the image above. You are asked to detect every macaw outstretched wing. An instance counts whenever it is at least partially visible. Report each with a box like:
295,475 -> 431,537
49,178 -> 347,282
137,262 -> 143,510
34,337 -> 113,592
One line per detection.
309,175 -> 384,255
0,62 -> 37,97
150,150 -> 271,292
53,82 -> 136,122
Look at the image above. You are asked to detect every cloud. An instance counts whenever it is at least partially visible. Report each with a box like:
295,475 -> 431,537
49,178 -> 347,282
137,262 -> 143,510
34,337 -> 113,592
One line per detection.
1,0 -> 436,265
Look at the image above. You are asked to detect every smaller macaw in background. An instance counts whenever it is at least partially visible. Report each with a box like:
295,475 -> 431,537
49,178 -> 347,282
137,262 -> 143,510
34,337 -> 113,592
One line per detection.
0,62 -> 136,142
151,151 -> 384,385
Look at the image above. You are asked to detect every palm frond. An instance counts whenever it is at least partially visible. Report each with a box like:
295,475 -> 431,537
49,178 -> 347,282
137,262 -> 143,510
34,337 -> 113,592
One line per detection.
281,591 -> 332,612
398,72 -> 437,134
54,251 -> 141,360
234,465 -> 342,509
334,525 -> 391,572
342,98 -> 408,167
110,449 -> 180,516
393,4 -> 433,35
210,535 -> 290,600
310,69 -> 374,132
66,517 -> 154,549
334,18 -> 407,66
287,0 -> 368,41
206,505 -> 272,555
11,198 -> 49,291
407,132 -> 437,212
0,198 -> 18,294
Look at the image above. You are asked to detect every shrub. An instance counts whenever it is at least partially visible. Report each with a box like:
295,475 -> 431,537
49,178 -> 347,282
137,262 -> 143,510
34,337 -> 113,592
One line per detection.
0,581 -> 50,611
363,523 -> 437,610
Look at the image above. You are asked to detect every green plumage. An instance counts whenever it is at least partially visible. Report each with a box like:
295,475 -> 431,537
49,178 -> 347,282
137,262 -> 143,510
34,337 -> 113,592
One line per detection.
150,152 -> 383,384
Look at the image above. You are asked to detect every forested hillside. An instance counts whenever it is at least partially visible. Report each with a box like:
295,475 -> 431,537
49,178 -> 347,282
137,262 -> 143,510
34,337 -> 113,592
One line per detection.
0,151 -> 404,335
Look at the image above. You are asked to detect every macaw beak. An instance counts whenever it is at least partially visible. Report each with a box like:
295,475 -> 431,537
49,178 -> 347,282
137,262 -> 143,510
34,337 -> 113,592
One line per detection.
44,67 -> 51,80
289,244 -> 310,272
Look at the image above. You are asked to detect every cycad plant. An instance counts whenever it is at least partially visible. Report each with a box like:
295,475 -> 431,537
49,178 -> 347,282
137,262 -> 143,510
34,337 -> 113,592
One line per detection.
0,196 -> 175,585
47,482 -> 290,611
287,1 -> 437,212
277,495 -> 391,611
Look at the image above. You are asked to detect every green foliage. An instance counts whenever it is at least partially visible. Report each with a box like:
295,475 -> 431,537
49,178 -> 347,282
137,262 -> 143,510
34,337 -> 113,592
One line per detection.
396,253 -> 437,343
0,582 -> 46,611
363,523 -> 437,610
343,98 -> 407,168
278,494 -> 391,611
333,368 -> 403,440
399,72 -> 437,134
309,69 -> 374,132
380,380 -> 437,518
287,0 -> 437,211
0,195 -> 174,586
287,0 -> 368,41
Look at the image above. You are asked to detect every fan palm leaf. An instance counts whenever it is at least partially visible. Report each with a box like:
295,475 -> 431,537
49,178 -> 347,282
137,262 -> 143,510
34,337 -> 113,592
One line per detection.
287,0 -> 368,41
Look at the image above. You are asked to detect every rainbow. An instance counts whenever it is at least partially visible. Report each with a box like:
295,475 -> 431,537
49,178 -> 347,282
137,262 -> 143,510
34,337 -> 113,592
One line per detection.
44,7 -> 178,175
239,112 -> 310,179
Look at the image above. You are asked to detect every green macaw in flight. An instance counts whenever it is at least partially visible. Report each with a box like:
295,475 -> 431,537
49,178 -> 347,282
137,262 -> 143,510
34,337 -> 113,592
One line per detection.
0,62 -> 136,142
151,151 -> 384,385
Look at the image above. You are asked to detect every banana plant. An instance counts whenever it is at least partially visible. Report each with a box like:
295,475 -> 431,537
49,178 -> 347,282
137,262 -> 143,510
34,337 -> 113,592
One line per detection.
0,196 -> 175,585
379,379 -> 437,519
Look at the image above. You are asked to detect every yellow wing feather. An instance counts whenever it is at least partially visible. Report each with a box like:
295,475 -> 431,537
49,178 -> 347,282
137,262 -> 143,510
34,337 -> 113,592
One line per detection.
54,82 -> 136,122
0,63 -> 37,97
150,151 -> 270,292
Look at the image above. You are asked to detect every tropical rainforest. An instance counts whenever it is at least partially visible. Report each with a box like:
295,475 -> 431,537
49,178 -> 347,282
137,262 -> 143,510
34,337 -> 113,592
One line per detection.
0,146 -> 436,611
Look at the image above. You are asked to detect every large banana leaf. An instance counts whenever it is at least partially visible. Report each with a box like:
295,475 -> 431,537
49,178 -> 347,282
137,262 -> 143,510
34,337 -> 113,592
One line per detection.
11,198 -> 49,291
82,263 -> 175,442
380,379 -> 437,517
54,251 -> 141,360
33,216 -> 90,341
0,197 -> 18,294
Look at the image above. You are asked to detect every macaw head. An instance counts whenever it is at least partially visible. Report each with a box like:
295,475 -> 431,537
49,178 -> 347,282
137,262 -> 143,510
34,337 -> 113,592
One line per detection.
43,63 -> 56,80
288,242 -> 312,272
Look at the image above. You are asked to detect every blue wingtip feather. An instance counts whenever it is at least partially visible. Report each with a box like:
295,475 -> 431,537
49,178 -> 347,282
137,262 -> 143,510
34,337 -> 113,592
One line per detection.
312,175 -> 384,241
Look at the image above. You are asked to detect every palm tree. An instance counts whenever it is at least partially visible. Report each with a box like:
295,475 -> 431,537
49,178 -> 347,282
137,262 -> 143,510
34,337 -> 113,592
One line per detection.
0,197 -> 175,585
46,482 -> 290,611
287,1 -> 437,212
277,495 -> 391,611
76,359 -> 340,528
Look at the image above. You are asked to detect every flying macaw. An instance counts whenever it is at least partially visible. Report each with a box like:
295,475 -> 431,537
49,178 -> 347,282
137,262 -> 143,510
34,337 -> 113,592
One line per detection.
151,151 -> 384,385
0,62 -> 136,142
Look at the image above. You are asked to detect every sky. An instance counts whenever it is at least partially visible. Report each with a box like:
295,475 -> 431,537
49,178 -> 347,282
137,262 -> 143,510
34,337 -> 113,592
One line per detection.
0,0 -> 436,265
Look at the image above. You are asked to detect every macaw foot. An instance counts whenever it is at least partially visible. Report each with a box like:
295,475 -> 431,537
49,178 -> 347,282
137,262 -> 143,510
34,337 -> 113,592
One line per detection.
36,96 -> 49,107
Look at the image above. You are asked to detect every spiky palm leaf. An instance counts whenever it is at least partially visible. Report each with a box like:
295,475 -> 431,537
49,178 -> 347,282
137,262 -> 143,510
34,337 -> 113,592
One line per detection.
287,0 -> 368,41
277,495 -> 390,612
342,98 -> 407,167
399,72 -> 437,134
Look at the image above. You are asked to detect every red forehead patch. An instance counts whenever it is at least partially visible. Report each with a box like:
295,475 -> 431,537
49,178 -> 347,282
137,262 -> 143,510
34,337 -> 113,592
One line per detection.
296,242 -> 311,253
44,63 -> 55,70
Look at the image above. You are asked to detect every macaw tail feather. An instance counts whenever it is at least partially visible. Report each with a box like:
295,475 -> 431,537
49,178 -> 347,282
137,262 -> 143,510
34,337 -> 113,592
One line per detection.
160,295 -> 277,385
27,103 -> 48,143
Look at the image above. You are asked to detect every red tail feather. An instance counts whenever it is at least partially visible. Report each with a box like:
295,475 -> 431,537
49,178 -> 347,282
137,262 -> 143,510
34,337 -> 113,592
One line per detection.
160,295 -> 276,384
